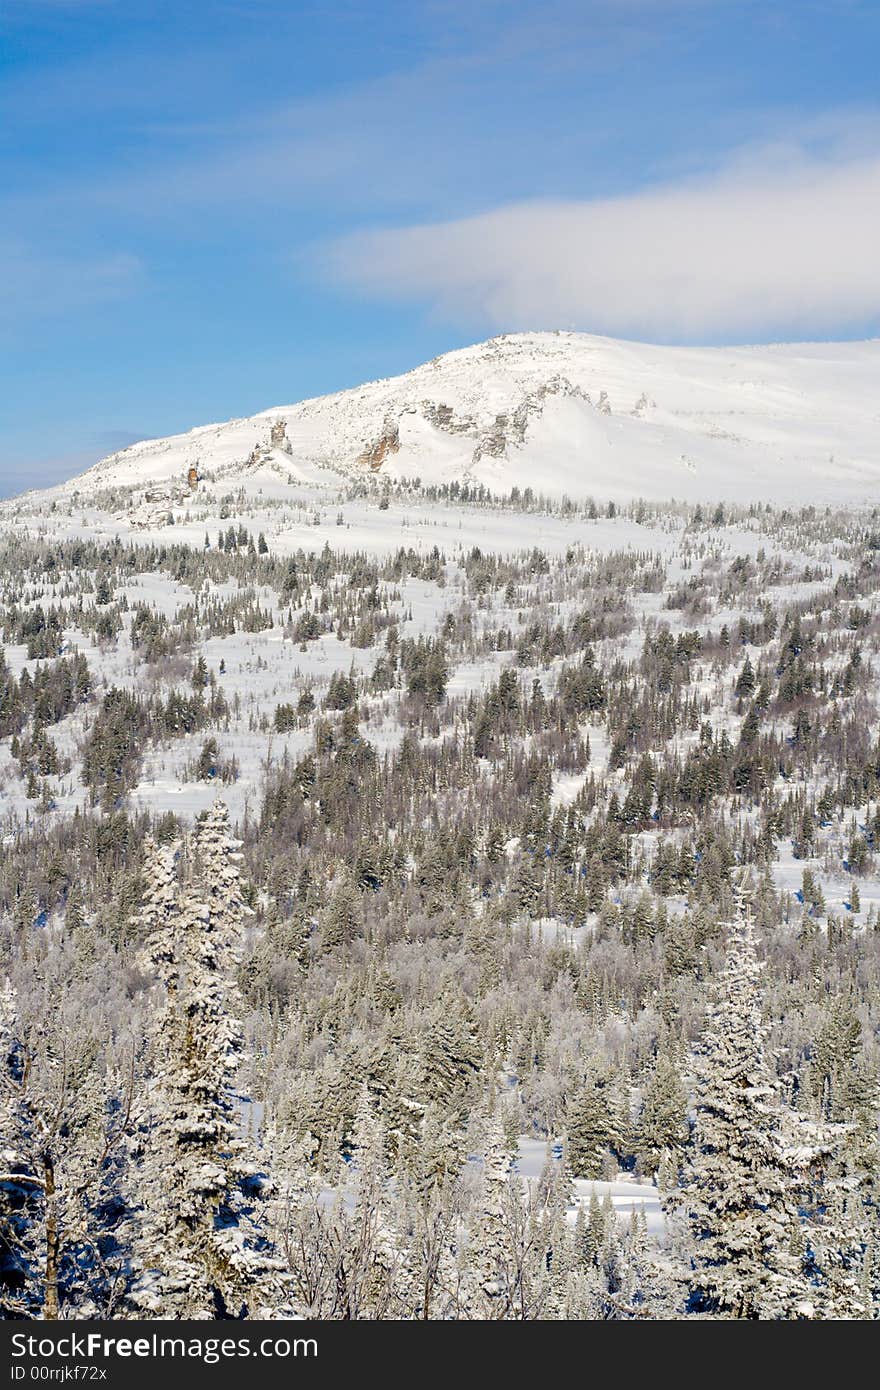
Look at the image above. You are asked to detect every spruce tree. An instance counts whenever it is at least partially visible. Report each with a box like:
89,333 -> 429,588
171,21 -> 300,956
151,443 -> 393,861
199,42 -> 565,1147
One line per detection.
634,1053 -> 689,1178
675,911 -> 803,1318
566,1077 -> 616,1179
131,803 -> 287,1318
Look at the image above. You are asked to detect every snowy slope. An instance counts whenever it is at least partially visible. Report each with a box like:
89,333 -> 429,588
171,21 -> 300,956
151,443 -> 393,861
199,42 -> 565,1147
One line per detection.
50,332 -> 880,505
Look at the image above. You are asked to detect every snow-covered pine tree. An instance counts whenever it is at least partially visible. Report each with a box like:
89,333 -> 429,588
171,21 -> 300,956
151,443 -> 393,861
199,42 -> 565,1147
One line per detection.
801,1149 -> 870,1319
674,907 -> 804,1318
391,1160 -> 461,1319
344,1084 -> 400,1317
131,802 -> 288,1318
793,1095 -> 877,1318
461,1111 -> 508,1315
136,836 -> 179,988
634,1052 -> 689,1179
461,1111 -> 525,1318
565,1075 -> 617,1179
191,802 -> 250,965
0,979 -> 39,1316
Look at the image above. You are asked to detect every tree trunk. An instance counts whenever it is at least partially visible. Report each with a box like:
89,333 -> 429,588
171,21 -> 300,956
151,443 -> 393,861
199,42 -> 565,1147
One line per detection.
43,1153 -> 60,1320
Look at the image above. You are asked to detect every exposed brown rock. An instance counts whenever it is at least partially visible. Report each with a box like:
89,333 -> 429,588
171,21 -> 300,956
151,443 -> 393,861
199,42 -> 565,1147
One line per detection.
357,418 -> 400,471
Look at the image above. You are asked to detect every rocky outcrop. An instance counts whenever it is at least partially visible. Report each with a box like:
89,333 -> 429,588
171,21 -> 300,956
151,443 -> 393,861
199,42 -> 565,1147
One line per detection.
357,417 -> 401,471
474,414 -> 510,459
421,401 -> 477,436
270,418 -> 292,453
472,375 -> 593,462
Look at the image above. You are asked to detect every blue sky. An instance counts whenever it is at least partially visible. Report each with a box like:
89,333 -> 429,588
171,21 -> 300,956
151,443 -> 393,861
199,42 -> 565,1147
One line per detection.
2,1 -> 879,495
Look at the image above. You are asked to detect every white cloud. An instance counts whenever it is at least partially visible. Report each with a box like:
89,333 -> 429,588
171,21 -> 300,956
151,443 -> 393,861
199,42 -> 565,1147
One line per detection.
320,143 -> 880,340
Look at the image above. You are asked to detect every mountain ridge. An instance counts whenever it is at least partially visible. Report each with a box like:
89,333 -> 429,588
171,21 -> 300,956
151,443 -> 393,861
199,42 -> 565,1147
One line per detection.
43,331 -> 880,505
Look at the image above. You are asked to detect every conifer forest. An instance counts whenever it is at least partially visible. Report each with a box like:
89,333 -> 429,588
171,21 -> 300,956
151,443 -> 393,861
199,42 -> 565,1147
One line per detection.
1,465 -> 879,1324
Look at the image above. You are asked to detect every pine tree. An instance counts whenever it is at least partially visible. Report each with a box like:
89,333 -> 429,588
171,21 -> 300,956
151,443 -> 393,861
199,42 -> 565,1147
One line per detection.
344,1085 -> 399,1317
566,1077 -> 616,1179
674,911 -> 804,1318
634,1053 -> 689,1178
393,1133 -> 461,1319
131,803 -> 287,1318
462,1112 -> 519,1317
136,837 -> 179,987
800,1140 -> 871,1319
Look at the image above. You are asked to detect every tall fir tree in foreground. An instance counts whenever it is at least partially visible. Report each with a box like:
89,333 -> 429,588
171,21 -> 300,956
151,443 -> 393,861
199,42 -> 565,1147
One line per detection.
674,905 -> 804,1318
131,805 -> 287,1318
461,1111 -> 521,1318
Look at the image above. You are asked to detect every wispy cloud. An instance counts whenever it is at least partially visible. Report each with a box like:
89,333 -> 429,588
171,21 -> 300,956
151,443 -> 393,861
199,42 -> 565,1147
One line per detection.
319,135 -> 880,341
0,243 -> 142,331
0,3 -> 748,229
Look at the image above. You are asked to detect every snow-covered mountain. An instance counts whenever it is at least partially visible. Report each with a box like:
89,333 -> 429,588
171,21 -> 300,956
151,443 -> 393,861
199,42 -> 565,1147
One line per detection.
58,331 -> 880,506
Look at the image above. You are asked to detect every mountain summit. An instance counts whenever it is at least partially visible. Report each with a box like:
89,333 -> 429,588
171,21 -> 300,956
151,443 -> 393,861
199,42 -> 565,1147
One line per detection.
70,331 -> 880,505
